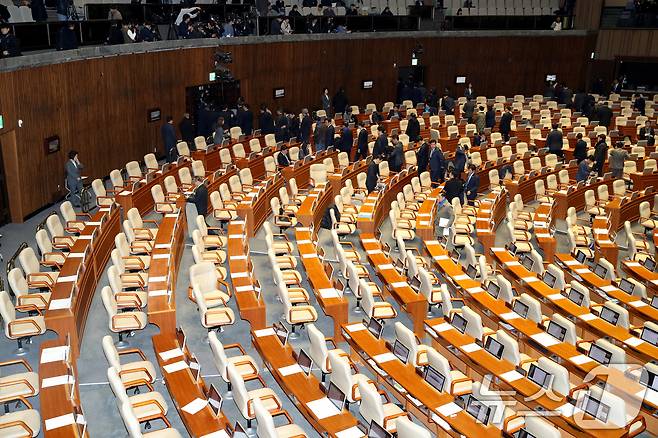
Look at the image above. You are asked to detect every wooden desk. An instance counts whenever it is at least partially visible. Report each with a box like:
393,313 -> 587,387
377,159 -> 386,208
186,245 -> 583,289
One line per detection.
45,206 -> 120,357
146,210 -> 185,334
591,215 -> 619,266
226,221 -> 266,330
621,259 -> 658,298
556,254 -> 658,327
426,318 -> 642,438
152,333 -> 231,437
415,187 -> 442,241
280,151 -> 337,193
297,185 -> 333,230
491,248 -> 658,364
251,328 -> 360,438
328,159 -> 368,200
236,174 -> 284,238
629,171 -> 658,192
341,323 -> 501,437
503,163 -> 577,204
116,163 -> 189,217
360,234 -> 427,336
39,339 -> 87,438
357,169 -> 415,236
531,203 -> 556,263
475,190 -> 508,262
606,188 -> 655,232
295,227 -> 349,342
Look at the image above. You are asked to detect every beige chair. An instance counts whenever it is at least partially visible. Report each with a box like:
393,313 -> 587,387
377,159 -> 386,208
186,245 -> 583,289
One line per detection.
228,362 -> 282,430
150,185 -> 177,214
394,322 -> 428,367
195,215 -> 228,248
60,200 -> 90,233
0,402 -> 41,437
108,367 -> 169,426
0,355 -> 40,404
144,154 -> 159,173
249,138 -> 262,154
8,268 -> 51,311
191,287 -> 235,332
219,148 -> 232,168
35,229 -> 66,269
361,278 -> 396,320
233,143 -> 246,158
127,208 -> 158,241
45,214 -> 77,250
18,247 -> 58,290
119,401 -> 182,438
110,169 -> 126,192
176,141 -> 190,158
194,136 -> 208,151
357,379 -> 407,434
101,287 -> 147,347
92,178 -> 115,208
254,398 -> 307,438
190,261 -> 231,308
328,350 -> 373,404
102,335 -> 156,390
209,331 -> 259,393
308,323 -> 347,382
426,347 -> 472,396
0,291 -> 46,355
115,233 -> 151,270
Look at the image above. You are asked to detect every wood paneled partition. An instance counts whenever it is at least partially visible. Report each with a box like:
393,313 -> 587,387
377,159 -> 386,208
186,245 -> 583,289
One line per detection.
0,32 -> 595,221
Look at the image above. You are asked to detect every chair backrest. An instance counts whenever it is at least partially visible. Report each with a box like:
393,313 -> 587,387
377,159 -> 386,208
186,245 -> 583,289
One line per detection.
594,338 -> 625,371
191,160 -> 205,179
525,412 -> 562,438
396,417 -> 431,438
308,323 -> 330,373
552,313 -> 577,345
101,286 -> 118,327
110,169 -> 124,189
208,331 -> 229,380
92,179 -> 107,198
239,168 -> 254,186
254,398 -> 277,438
358,378 -> 384,426
612,179 -> 625,196
227,362 -> 249,415
177,141 -> 190,157
190,261 -> 218,296
229,175 -> 242,193
518,293 -> 542,323
164,175 -> 178,194
194,136 -> 208,151
546,264 -> 566,290
144,153 -> 158,171
516,142 -> 528,155
7,267 -> 29,300
59,201 -> 77,224
394,321 -> 424,367
462,306 -> 485,340
601,301 -> 629,330
0,290 -> 16,332
328,349 -> 357,402
46,214 -> 65,239
219,148 -> 232,166
120,399 -> 146,438
107,366 -> 130,406
127,207 -> 144,229
151,184 -> 166,205
18,247 -> 40,275
233,143 -> 246,158
495,329 -> 522,366
310,163 -> 327,186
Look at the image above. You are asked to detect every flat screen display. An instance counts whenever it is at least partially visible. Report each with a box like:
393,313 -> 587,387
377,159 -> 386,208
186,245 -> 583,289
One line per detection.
641,326 -> 658,346
466,395 -> 491,424
274,322 -> 288,346
466,264 -> 478,279
593,263 -> 608,279
618,278 -> 635,294
273,88 -> 285,99
527,364 -> 552,389
423,365 -> 446,392
643,257 -> 656,271
207,383 -> 223,416
368,420 -> 392,438
543,271 -> 557,288
546,74 -> 557,82
327,381 -> 346,411
44,136 -> 60,154
547,321 -> 567,342
452,313 -> 467,333
455,76 -> 466,84
362,80 -> 374,89
640,370 -> 658,391
599,307 -> 619,326
484,336 -> 505,360
575,250 -> 587,264
513,300 -> 529,319
568,288 -> 584,306
588,344 -> 612,366
583,394 -> 610,423
297,349 -> 312,376
521,255 -> 534,271
392,340 -> 410,364
367,317 -> 383,339
487,281 -> 500,299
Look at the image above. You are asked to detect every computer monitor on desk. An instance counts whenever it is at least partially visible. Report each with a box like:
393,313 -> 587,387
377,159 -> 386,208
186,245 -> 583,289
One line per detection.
326,382 -> 346,411
582,394 -> 610,423
484,336 -> 505,360
641,325 -> 658,346
588,344 -> 612,366
452,313 -> 468,334
297,350 -> 313,376
567,288 -> 585,306
593,263 -> 608,279
368,420 -> 392,438
546,321 -> 567,342
465,395 -> 492,425
642,257 -> 657,272
487,281 -> 501,299
527,364 -> 552,389
207,384 -> 223,416
423,365 -> 446,392
599,306 -> 620,326
392,340 -> 410,364
366,318 -> 383,339
512,299 -> 529,319
542,270 -> 557,289
618,278 -> 635,295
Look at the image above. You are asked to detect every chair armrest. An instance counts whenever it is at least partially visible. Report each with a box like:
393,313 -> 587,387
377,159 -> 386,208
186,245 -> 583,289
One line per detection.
8,318 -> 42,338
224,343 -> 247,354
123,256 -> 145,269
0,359 -> 31,372
14,304 -> 43,316
325,338 -> 337,349
247,394 -> 281,418
17,294 -> 49,309
502,413 -> 524,434
568,382 -> 589,400
115,292 -> 145,308
118,348 -> 147,361
628,415 -> 646,438
382,411 -> 409,430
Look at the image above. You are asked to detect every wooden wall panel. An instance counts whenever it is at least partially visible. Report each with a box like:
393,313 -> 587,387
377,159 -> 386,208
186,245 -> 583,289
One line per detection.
574,0 -> 603,30
0,33 -> 595,220
595,29 -> 658,60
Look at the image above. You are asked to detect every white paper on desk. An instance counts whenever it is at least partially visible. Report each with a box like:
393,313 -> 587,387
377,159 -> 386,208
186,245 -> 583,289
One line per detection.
155,243 -> 171,249
453,274 -> 470,281
434,255 -> 450,261
45,413 -> 76,431
41,346 -> 69,364
366,249 -> 382,255
564,259 -> 580,266
626,261 -> 641,267
461,343 -> 482,353
357,213 -> 372,218
230,255 -> 248,261
466,286 -> 485,294
153,254 -> 170,260
531,332 -> 560,347
629,300 -> 648,308
159,347 -> 183,361
78,235 -> 94,240
491,247 -> 505,252
254,328 -> 276,338
278,364 -> 304,376
48,297 -> 72,311
575,268 -> 590,274
433,322 -> 452,333
569,354 -> 594,365
373,352 -> 397,364
297,239 -> 312,245
547,293 -> 565,301
523,276 -> 539,283
235,285 -> 254,293
149,290 -> 168,297
149,276 -> 167,283
345,323 -> 366,332
42,374 -> 74,388
319,288 -> 341,299
391,281 -> 407,289
362,238 -> 378,244
201,430 -> 231,438
600,285 -> 617,293
86,221 -> 101,226
578,313 -> 596,321
163,360 -> 189,374
229,234 -> 243,239
99,208 -> 110,212
500,312 -> 520,321
379,264 -> 394,271
336,425 -> 365,438
307,397 -> 341,419
436,401 -> 462,417
537,233 -> 552,239
232,272 -> 249,278
624,337 -> 645,347
438,218 -> 450,227
165,213 -> 179,218
500,370 -> 524,383
68,253 -> 84,259
505,261 -> 521,267
302,253 -> 317,259
182,397 -> 208,415
56,275 -> 78,283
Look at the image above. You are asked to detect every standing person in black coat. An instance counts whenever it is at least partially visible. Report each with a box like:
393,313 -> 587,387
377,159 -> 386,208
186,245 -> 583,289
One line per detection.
277,147 -> 291,167
258,105 -> 275,134
634,94 -> 646,116
452,144 -> 467,176
499,106 -> 513,141
179,113 -> 195,146
388,136 -> 404,172
594,104 -> 612,128
339,124 -> 353,156
366,156 -> 382,193
299,109 -> 312,145
287,111 -> 299,139
463,164 -> 480,204
406,113 -> 421,142
485,104 -> 496,129
161,116 -> 177,162
593,134 -> 608,176
441,91 -> 455,115
443,171 -> 463,204
325,119 -> 335,149
0,22 -> 20,58
274,109 -> 289,142
354,123 -> 369,161
416,139 -> 431,176
373,126 -> 388,157
545,124 -> 564,158
237,104 -> 253,135
429,141 -> 445,183
56,22 -> 78,51
573,133 -> 587,163
462,98 -> 475,123
332,88 -> 348,115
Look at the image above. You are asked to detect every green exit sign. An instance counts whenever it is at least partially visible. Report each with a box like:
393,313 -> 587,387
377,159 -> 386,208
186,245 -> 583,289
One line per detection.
0,115 -> 3,130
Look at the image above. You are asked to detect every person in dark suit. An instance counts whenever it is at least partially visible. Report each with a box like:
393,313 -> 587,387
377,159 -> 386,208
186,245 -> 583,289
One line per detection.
388,136 -> 404,172
416,139 -> 431,176
314,118 -> 328,152
634,94 -> 646,116
464,83 -> 475,100
576,156 -> 592,182
56,22 -> 78,51
236,104 -> 253,136
277,148 -> 291,167
287,111 -> 299,139
373,126 -> 388,157
406,113 -> 421,142
161,116 -> 177,162
321,88 -> 331,115
573,90 -> 586,113
179,113 -> 194,146
354,123 -> 369,161
339,125 -> 353,155
332,88 -> 348,115
593,134 -> 608,175
65,150 -> 84,208
610,79 -> 622,94
485,104 -> 496,129
594,104 -> 612,128
462,98 -> 475,123
429,141 -> 445,183
443,171 -> 463,204
573,133 -> 587,163
0,22 -> 20,58
441,91 -> 455,115
452,144 -> 467,176
274,109 -> 289,142
299,109 -> 311,145
546,124 -> 564,158
258,105 -> 275,134
326,119 -> 335,148
499,106 -> 513,141
463,164 -> 480,204
366,155 -> 382,193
